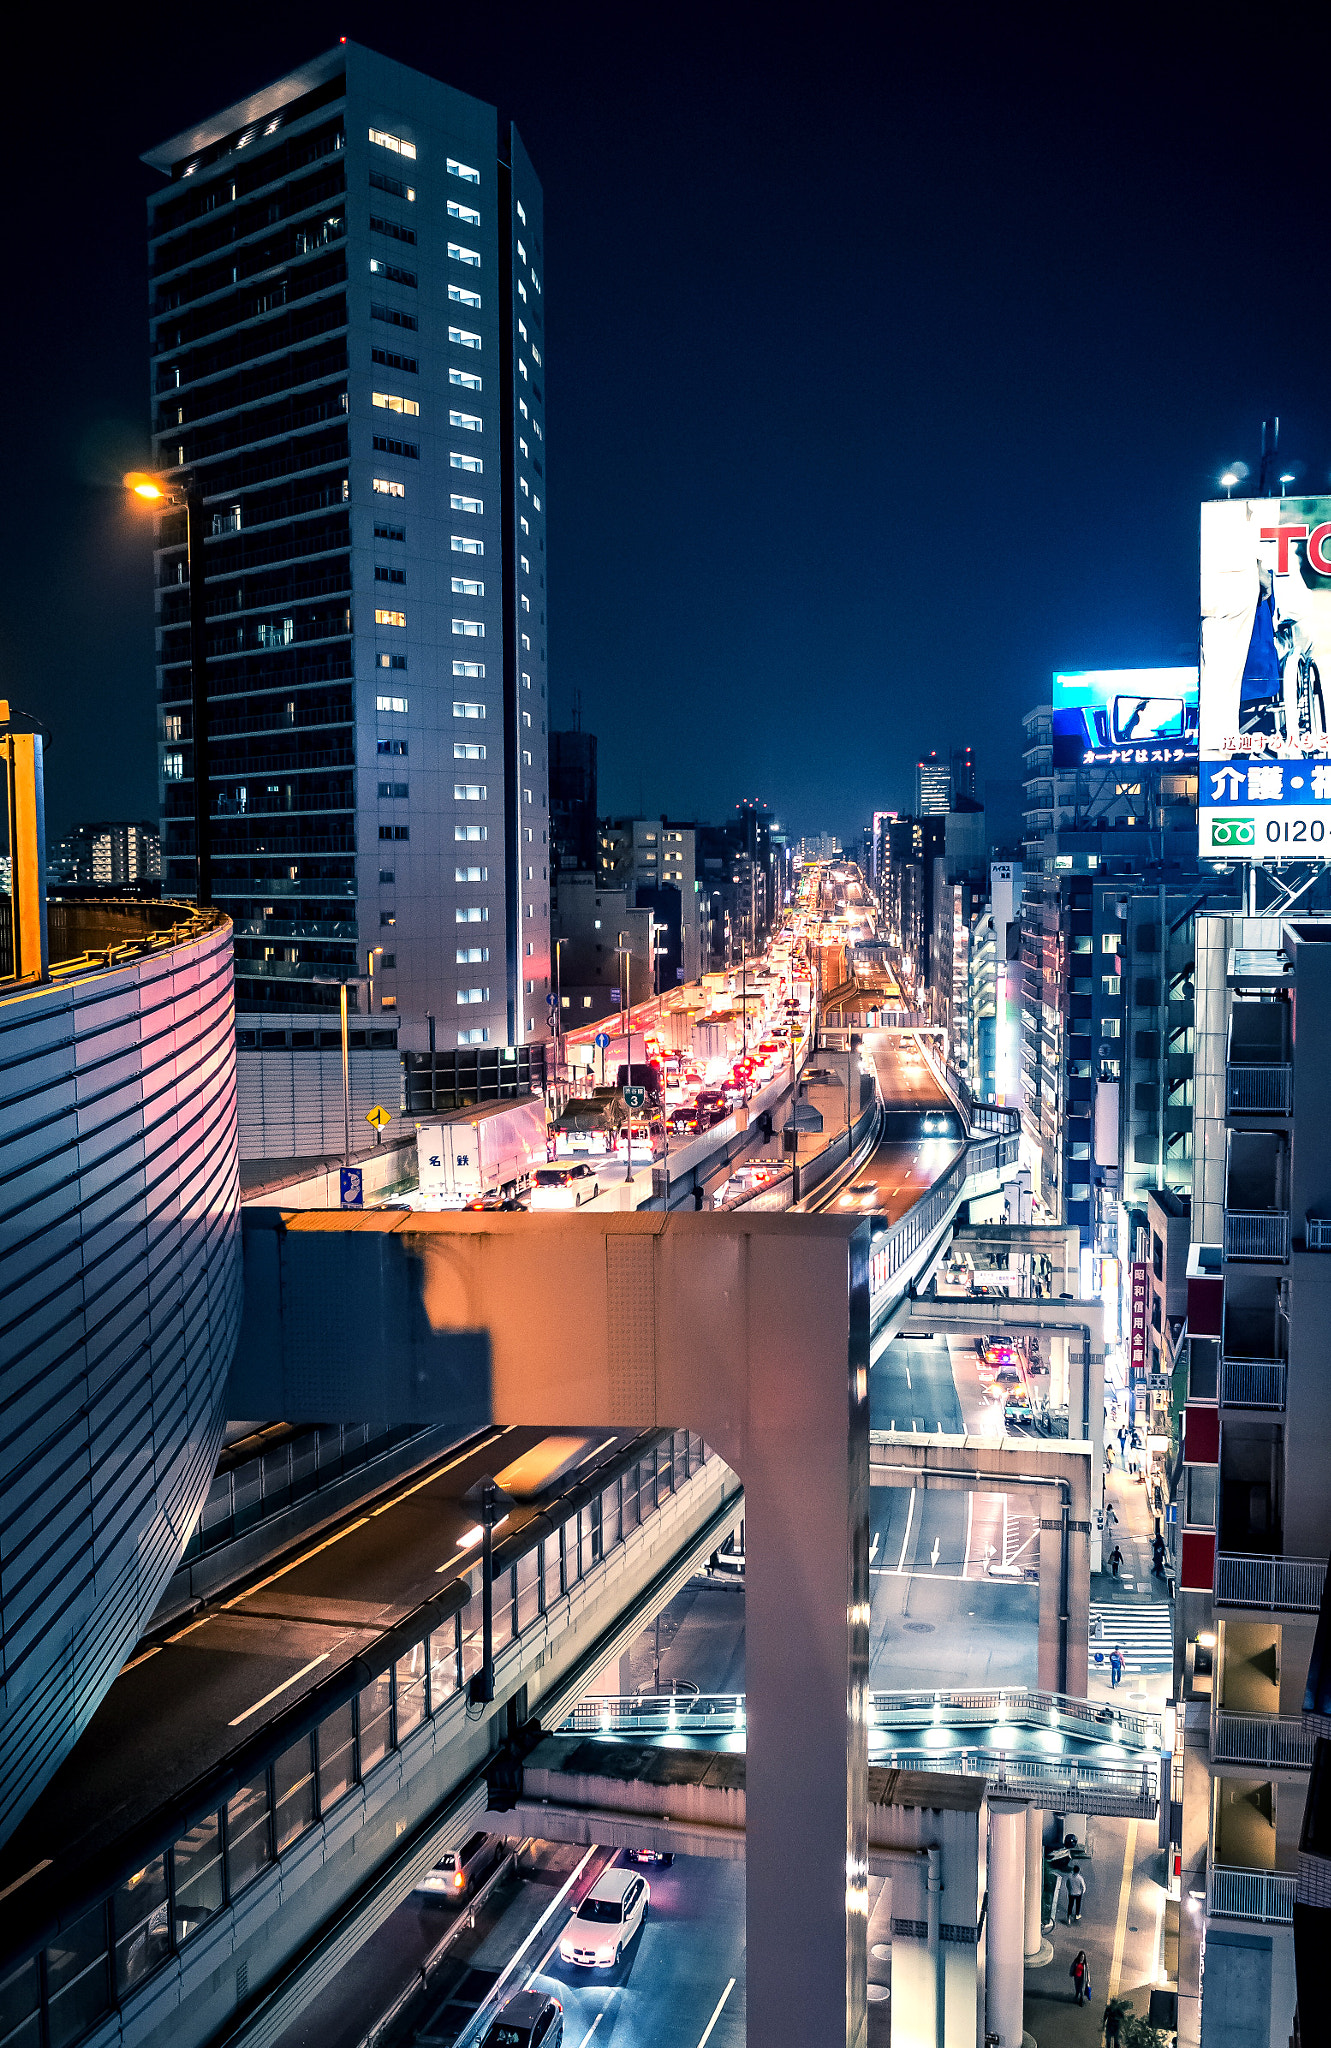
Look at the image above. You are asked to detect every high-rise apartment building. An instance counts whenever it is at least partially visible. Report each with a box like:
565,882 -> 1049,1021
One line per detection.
916,753 -> 951,815
47,821 -> 161,888
592,816 -> 700,984
950,745 -> 976,804
144,43 -> 550,1056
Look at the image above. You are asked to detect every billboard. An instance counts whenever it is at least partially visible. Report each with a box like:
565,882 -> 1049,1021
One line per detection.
1052,667 -> 1198,768
1200,496 -> 1331,861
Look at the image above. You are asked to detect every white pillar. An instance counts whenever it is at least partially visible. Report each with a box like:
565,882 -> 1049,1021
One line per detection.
1024,1807 -> 1044,1958
986,1800 -> 1027,2048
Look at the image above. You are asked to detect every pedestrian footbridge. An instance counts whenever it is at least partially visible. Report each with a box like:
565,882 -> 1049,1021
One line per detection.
555,1684 -> 1164,1819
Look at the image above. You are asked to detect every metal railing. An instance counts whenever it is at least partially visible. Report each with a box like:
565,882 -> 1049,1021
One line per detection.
181,1422 -> 432,1560
1307,1217 -> 1331,1252
1207,1866 -> 1296,1924
868,1128 -> 1021,1309
1223,1211 -> 1290,1262
1220,1358 -> 1288,1409
565,1687 -> 1159,1751
1215,1554 -> 1327,1612
1213,1712 -> 1314,1769
1227,1066 -> 1292,1114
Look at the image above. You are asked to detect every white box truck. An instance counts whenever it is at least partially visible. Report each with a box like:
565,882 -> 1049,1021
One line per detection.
415,1096 -> 548,1208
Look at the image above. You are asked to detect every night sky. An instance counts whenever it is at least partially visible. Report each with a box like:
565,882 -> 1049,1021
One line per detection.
5,4 -> 1331,844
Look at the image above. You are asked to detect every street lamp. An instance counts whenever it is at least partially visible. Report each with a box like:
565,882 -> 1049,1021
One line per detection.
312,972 -> 371,1166
615,931 -> 634,1183
553,935 -> 568,1098
124,470 -> 211,906
366,944 -> 383,1012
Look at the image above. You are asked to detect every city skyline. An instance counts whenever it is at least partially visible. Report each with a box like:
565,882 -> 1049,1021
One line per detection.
10,9 -> 1331,842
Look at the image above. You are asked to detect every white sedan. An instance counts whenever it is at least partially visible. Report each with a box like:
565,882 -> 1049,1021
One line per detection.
559,1866 -> 650,1967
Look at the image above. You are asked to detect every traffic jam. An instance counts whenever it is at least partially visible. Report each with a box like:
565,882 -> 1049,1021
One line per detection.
405,938 -> 813,1212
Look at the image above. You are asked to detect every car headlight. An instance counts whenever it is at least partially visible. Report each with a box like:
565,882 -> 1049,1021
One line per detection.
597,1943 -> 616,1961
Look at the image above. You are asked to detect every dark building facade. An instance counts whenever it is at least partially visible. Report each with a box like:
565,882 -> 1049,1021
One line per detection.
549,727 -> 597,874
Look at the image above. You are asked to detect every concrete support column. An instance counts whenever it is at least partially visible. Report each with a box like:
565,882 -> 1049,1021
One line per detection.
986,1800 -> 1027,2048
1024,1807 -> 1044,1959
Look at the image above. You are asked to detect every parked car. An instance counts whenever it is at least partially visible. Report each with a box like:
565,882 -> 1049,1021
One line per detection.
481,1990 -> 564,2047
558,1866 -> 650,1967
530,1163 -> 600,1209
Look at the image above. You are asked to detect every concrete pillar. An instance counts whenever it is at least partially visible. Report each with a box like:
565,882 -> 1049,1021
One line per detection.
986,1800 -> 1026,2048
1024,1807 -> 1044,1958
618,1648 -> 633,1695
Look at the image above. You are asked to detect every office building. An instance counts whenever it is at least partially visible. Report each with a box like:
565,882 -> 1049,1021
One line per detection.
596,817 -> 700,983
916,753 -> 951,816
47,821 -> 161,888
549,727 -> 597,874
551,871 -> 655,1024
950,745 -> 976,804
1172,914 -> 1331,2048
144,43 -> 550,1064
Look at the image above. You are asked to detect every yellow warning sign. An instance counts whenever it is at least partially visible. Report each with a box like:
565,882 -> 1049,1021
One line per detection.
366,1105 -> 391,1130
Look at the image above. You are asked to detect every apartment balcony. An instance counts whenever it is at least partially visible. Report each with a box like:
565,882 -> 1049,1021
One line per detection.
1213,1711 -> 1314,1770
1207,1866 -> 1296,1924
1224,1212 -> 1291,1262
1307,1218 -> 1331,1251
1219,1358 -> 1287,1409
1215,1553 -> 1327,1612
1227,1065 -> 1292,1115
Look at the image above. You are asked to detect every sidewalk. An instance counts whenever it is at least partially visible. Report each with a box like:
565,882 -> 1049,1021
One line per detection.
1024,1810 -> 1169,2046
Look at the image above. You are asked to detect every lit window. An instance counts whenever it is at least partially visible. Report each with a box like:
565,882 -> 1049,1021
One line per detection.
451,534 -> 483,555
448,242 -> 481,268
454,782 -> 486,799
453,701 -> 486,718
455,866 -> 485,881
376,694 -> 408,713
376,653 -> 407,669
532,345 -> 541,365
373,391 -> 420,416
452,577 -> 483,596
518,319 -> 528,341
369,259 -> 416,286
369,127 -> 417,159
163,750 -> 184,781
455,824 -> 486,841
516,199 -> 527,224
448,200 -> 481,224
456,907 -> 487,922
517,239 -> 526,262
447,157 -> 480,184
450,452 -> 483,473
375,609 -> 406,627
450,493 -> 483,514
452,661 -> 484,679
518,359 -> 528,381
449,326 -> 482,350
454,743 -> 486,760
373,477 -> 405,498
452,619 -> 484,638
457,947 -> 489,963
450,368 -> 482,391
449,285 -> 482,309
519,437 -> 529,458
457,988 -> 487,1004
458,1028 -> 489,1044
518,279 -> 527,302
582,997 -> 592,1009
450,410 -> 482,432
1101,933 -> 1118,953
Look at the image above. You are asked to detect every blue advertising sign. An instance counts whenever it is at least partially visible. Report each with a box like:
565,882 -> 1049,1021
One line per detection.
1052,667 -> 1199,767
340,1167 -> 363,1209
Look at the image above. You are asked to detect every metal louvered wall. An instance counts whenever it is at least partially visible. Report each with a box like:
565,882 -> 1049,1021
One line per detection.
0,911 -> 241,1848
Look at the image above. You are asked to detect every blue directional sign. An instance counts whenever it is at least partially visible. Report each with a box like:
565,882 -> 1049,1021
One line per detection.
594,1032 -> 611,1049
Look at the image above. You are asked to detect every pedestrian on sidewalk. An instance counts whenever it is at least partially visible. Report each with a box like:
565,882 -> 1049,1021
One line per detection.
1110,1645 -> 1124,1689
1104,2000 -> 1125,2044
1071,1949 -> 1091,2004
1066,1867 -> 1087,1921
1152,1535 -> 1167,1578
1118,1423 -> 1128,1456
1110,1543 -> 1124,1578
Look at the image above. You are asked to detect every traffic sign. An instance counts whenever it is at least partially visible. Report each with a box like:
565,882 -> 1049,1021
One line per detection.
366,1105 -> 391,1130
623,1086 -> 647,1110
594,1032 -> 610,1049
340,1167 -> 363,1208
546,991 -> 557,1006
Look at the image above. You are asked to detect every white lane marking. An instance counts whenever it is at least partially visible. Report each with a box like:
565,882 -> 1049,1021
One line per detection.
962,1488 -> 974,1581
576,2017 -> 604,2048
904,1367 -> 912,1389
895,1488 -> 916,1573
229,1654 -> 331,1725
695,1976 -> 737,2048
484,1844 -> 598,2017
929,1537 -> 941,1569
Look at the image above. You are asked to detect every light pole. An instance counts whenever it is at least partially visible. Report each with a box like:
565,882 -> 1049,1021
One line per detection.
616,932 -> 633,1183
125,470 -> 212,905
366,943 -> 383,1012
553,935 -> 568,1104
463,1475 -> 515,1705
313,972 -> 370,1167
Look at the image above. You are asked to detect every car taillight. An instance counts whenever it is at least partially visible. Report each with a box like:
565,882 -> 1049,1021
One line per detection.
453,1872 -> 464,1887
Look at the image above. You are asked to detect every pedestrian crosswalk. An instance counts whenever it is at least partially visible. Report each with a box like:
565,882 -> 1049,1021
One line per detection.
1089,1600 -> 1174,1672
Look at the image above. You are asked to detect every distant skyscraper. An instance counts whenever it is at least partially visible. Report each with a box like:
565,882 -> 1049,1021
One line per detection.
549,728 -> 597,873
48,822 -> 161,888
144,43 -> 550,1052
916,754 -> 951,815
950,745 -> 976,804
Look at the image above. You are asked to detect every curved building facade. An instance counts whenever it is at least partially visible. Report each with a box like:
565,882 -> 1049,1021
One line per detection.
0,899 -> 240,1847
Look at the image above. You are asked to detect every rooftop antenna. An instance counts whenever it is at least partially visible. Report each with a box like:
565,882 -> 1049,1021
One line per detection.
1258,417 -> 1280,497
